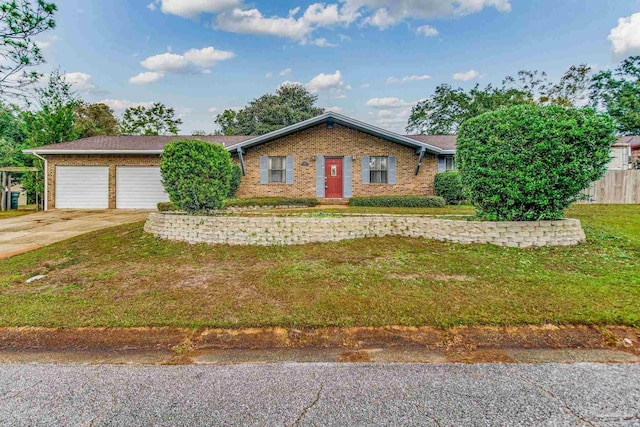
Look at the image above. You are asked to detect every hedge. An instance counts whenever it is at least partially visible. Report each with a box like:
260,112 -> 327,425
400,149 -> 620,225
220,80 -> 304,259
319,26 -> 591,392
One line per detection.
160,139 -> 234,214
349,196 -> 445,208
224,197 -> 319,208
228,163 -> 242,198
157,201 -> 179,212
457,104 -> 615,221
434,171 -> 465,204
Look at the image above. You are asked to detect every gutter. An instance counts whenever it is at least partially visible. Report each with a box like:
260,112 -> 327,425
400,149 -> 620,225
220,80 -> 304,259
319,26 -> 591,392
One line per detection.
23,149 -> 164,155
30,152 -> 48,211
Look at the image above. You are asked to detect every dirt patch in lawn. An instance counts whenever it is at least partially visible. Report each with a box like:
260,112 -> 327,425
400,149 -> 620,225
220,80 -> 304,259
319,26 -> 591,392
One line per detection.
1,325 -> 637,356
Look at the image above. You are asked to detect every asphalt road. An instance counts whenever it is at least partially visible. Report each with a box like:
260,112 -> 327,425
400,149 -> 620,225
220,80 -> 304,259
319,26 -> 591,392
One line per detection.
0,363 -> 638,426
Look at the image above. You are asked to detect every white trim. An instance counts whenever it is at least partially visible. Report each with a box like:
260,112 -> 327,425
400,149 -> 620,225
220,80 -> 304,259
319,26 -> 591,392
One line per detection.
226,112 -> 445,154
31,152 -> 48,211
23,149 -> 164,155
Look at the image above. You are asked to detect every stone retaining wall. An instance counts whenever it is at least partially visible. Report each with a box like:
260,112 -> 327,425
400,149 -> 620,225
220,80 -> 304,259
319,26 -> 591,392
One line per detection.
144,213 -> 586,248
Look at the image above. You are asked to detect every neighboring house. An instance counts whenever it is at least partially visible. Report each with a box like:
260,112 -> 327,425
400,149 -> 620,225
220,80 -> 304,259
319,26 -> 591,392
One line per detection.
627,136 -> 640,168
608,138 -> 633,170
23,112 -> 456,210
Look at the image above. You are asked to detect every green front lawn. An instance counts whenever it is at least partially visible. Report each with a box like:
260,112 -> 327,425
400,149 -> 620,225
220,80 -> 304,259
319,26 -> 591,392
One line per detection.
0,204 -> 638,328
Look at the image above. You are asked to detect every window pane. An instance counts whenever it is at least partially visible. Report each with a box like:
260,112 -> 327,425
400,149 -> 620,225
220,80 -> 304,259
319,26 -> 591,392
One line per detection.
270,170 -> 284,183
380,171 -> 387,183
269,157 -> 285,170
370,156 -> 388,171
379,157 -> 388,170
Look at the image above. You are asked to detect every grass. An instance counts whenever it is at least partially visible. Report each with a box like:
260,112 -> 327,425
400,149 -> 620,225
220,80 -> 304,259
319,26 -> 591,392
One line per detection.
0,205 -> 37,219
0,204 -> 638,328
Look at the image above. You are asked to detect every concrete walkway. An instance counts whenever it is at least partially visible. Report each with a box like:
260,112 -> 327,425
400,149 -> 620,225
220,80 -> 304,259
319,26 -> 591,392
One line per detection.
0,363 -> 638,425
0,209 -> 150,259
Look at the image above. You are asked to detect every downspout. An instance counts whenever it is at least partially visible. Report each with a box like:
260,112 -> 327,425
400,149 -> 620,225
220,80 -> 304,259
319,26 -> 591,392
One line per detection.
415,148 -> 426,175
237,148 -> 246,176
31,152 -> 48,211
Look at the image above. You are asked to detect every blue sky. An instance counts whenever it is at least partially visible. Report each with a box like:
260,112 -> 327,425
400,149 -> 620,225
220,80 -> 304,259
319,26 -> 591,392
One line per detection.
39,0 -> 640,134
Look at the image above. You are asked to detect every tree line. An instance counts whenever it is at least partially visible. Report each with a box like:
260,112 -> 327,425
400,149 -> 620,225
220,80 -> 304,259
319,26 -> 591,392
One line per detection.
407,56 -> 640,136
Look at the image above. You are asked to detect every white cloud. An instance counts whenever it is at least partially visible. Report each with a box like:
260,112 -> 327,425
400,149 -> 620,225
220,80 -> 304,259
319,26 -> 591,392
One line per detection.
307,70 -> 346,93
64,72 -> 97,92
452,69 -> 479,81
215,8 -> 311,41
146,2 -> 156,11
35,35 -> 59,49
416,24 -> 439,36
183,47 -> 235,67
265,72 -> 273,78
154,0 -> 509,44
280,67 -> 292,76
99,99 -> 154,111
360,83 -> 371,88
325,106 -> 344,113
313,38 -> 337,48
208,107 -> 219,113
351,0 -> 511,28
150,0 -> 243,19
133,46 -> 235,83
608,13 -> 640,57
302,3 -> 360,26
129,71 -> 164,84
141,52 -> 188,72
386,75 -> 431,84
366,97 -> 411,108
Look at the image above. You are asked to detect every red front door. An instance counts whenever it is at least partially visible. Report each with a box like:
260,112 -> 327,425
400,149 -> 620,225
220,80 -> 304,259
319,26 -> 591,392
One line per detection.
325,158 -> 343,198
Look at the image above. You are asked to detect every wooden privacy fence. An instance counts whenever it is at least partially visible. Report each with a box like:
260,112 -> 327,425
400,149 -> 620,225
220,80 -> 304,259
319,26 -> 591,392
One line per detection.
580,170 -> 640,204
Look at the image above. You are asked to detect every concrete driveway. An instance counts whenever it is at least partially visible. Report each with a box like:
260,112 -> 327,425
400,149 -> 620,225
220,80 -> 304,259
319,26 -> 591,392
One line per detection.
0,210 -> 151,259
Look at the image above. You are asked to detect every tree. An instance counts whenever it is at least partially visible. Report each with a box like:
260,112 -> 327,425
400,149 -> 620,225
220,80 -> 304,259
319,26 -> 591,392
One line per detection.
120,102 -> 182,135
74,102 -> 119,138
0,0 -> 57,99
21,68 -> 78,147
160,139 -> 233,213
215,83 -> 324,135
591,56 -> 640,135
214,109 -> 238,135
407,84 -> 530,134
20,69 -> 78,202
457,104 -> 615,221
407,64 -> 593,135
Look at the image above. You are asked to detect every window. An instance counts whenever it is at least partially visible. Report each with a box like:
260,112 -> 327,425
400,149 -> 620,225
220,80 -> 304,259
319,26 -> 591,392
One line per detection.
445,156 -> 456,171
268,156 -> 286,183
370,156 -> 388,183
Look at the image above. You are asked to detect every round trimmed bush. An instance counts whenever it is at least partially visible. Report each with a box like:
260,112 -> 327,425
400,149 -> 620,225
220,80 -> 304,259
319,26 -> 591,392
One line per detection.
160,139 -> 234,213
457,104 -> 616,221
434,171 -> 465,205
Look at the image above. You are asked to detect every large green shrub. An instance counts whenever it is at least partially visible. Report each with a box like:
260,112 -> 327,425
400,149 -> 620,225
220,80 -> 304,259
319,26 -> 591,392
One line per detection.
349,196 -> 445,208
434,171 -> 465,204
228,163 -> 242,198
457,104 -> 615,221
160,139 -> 233,214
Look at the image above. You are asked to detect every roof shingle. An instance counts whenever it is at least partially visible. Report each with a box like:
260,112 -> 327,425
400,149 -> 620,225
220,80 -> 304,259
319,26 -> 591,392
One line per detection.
30,135 -> 256,151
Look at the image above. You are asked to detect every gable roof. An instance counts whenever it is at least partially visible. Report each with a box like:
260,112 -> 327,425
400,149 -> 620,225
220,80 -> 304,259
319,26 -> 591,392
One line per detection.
226,112 -> 449,154
22,112 -> 461,156
23,135 -> 254,154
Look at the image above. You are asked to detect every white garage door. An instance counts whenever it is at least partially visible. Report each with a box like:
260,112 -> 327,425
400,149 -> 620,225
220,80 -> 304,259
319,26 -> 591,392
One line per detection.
116,166 -> 169,209
56,166 -> 109,209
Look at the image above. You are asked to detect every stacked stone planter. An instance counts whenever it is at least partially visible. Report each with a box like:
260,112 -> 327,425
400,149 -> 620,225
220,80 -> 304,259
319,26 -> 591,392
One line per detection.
144,213 -> 586,248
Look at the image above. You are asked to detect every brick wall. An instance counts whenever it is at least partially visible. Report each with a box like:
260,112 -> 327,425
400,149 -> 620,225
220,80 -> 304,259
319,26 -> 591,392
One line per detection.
145,213 -> 586,248
232,123 -> 436,199
46,154 -> 161,209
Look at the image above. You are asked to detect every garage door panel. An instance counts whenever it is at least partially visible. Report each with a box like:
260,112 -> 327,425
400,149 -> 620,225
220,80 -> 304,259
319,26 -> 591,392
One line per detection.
56,166 -> 109,209
116,167 -> 169,209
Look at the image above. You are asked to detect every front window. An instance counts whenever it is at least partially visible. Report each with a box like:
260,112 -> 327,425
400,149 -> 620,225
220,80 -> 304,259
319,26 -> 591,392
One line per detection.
370,156 -> 388,183
445,156 -> 456,171
269,156 -> 286,183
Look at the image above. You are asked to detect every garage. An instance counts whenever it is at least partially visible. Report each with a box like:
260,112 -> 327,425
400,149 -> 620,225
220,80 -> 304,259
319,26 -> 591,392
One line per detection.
116,166 -> 169,209
55,166 -> 109,209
